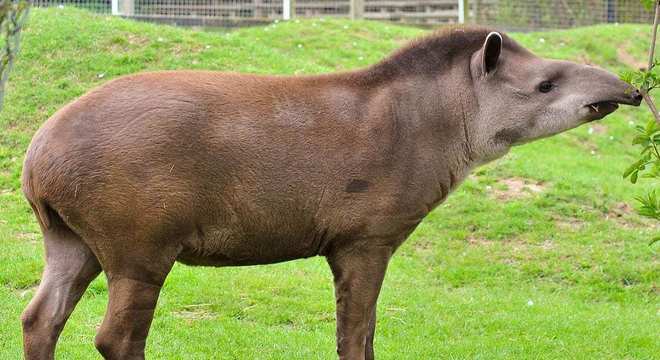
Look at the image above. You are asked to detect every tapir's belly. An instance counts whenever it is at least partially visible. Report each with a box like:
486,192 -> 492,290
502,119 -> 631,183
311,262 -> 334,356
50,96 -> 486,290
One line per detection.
176,222 -> 330,267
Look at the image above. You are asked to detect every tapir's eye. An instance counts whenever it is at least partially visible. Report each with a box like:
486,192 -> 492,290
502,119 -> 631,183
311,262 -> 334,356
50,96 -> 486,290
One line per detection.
538,81 -> 554,93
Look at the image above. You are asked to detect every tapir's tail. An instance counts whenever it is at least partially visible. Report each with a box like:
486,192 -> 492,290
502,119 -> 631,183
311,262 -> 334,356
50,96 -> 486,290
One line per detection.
21,165 -> 52,230
21,146 -> 53,230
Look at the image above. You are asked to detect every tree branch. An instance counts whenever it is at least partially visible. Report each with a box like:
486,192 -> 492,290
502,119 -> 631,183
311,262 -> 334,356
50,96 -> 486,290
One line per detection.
649,1 -> 660,70
643,0 -> 660,124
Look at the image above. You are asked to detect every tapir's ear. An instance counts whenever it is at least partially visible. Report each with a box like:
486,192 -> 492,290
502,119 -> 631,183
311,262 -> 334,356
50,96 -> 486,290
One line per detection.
481,31 -> 502,75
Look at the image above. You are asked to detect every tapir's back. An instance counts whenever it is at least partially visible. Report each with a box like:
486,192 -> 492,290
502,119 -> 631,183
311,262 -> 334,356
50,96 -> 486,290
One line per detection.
22,71 -> 414,265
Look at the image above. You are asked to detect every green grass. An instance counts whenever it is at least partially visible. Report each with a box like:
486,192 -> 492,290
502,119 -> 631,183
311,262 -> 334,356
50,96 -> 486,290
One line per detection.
0,8 -> 658,359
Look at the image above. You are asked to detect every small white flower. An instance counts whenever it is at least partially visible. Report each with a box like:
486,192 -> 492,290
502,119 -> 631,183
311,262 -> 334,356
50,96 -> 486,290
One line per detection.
274,19 -> 280,23
157,37 -> 164,42
629,121 -> 635,126
485,185 -> 492,191
609,136 -> 615,140
205,45 -> 211,49
527,299 -> 534,306
97,73 -> 105,78
590,150 -> 596,155
58,4 -> 64,8
343,25 -> 349,29
358,56 -> 364,61
352,42 -> 357,46
539,38 -> 545,43
297,44 -> 303,48
588,127 -> 594,135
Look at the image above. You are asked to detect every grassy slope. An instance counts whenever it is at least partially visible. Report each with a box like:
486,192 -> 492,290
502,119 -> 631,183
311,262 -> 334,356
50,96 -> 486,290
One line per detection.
0,8 -> 658,359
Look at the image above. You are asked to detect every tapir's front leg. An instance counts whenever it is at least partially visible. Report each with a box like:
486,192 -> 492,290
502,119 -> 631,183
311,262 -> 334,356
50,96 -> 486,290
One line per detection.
326,244 -> 393,360
365,306 -> 377,359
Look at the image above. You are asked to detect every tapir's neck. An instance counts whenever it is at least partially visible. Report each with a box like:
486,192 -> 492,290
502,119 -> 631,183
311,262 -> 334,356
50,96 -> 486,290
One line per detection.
353,65 -> 480,212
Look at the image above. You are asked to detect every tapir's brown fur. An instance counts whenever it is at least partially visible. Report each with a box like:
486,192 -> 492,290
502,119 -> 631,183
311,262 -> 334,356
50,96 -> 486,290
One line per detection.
20,27 -> 641,359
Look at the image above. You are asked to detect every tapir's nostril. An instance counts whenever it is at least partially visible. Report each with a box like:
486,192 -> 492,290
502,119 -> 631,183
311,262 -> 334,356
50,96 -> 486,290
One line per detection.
631,89 -> 644,104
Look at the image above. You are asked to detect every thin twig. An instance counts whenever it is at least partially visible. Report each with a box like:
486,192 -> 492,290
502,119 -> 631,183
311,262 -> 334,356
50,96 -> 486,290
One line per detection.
643,0 -> 660,124
642,92 -> 660,122
649,1 -> 660,70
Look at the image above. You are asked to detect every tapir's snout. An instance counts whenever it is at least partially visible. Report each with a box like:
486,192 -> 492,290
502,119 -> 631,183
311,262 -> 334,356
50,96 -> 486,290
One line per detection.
581,64 -> 643,105
628,89 -> 644,106
578,65 -> 643,121
604,87 -> 643,106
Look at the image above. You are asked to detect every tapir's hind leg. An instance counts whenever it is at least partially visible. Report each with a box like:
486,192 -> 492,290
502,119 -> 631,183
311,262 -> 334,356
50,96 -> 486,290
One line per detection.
92,236 -> 179,360
21,224 -> 102,360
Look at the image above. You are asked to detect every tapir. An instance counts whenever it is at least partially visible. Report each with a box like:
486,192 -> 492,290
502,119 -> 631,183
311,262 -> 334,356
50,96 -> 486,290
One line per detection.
20,27 -> 642,359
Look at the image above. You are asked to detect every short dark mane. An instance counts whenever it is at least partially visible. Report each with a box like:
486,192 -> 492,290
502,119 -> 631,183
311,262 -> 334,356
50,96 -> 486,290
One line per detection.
358,26 -> 500,83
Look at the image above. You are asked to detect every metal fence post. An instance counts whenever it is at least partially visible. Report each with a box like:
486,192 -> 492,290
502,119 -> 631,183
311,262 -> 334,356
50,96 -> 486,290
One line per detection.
458,0 -> 464,23
350,0 -> 364,20
459,0 -> 470,23
111,0 -> 119,15
283,0 -> 295,20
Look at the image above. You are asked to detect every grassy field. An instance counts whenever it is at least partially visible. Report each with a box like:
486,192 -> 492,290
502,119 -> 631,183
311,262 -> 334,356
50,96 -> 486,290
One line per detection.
0,8 -> 658,359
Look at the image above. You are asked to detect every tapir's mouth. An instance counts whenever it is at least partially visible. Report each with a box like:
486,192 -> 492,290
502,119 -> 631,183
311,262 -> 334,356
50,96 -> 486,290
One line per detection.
585,101 -> 619,121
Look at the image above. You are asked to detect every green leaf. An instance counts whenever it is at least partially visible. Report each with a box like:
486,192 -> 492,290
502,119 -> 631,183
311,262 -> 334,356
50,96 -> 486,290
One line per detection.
632,135 -> 649,145
623,162 -> 640,178
645,119 -> 658,134
635,190 -> 660,220
650,235 -> 660,246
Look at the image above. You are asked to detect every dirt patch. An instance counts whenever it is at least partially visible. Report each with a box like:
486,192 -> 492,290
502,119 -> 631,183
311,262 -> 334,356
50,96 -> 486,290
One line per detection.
107,33 -> 151,52
15,285 -> 38,299
605,202 -> 638,228
127,34 -> 150,47
172,303 -> 217,323
466,235 -> 495,246
588,123 -> 608,135
617,45 -> 647,70
603,202 -> 659,229
552,214 -> 586,230
412,238 -> 433,253
16,232 -> 40,244
577,54 -> 593,65
489,177 -> 546,201
540,239 -> 554,251
556,218 -> 586,230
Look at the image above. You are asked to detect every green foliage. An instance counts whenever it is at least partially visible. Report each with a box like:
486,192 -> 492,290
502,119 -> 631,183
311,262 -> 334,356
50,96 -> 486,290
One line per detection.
641,0 -> 657,10
620,59 -> 660,87
635,190 -> 660,218
618,0 -> 660,243
622,119 -> 660,184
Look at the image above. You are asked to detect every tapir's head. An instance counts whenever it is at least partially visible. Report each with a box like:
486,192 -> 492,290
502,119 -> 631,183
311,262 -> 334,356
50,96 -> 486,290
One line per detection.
468,31 -> 642,160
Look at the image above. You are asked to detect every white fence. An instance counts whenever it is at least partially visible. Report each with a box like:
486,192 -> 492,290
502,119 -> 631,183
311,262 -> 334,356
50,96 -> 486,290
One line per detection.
106,0 -> 461,25
34,0 -> 654,28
